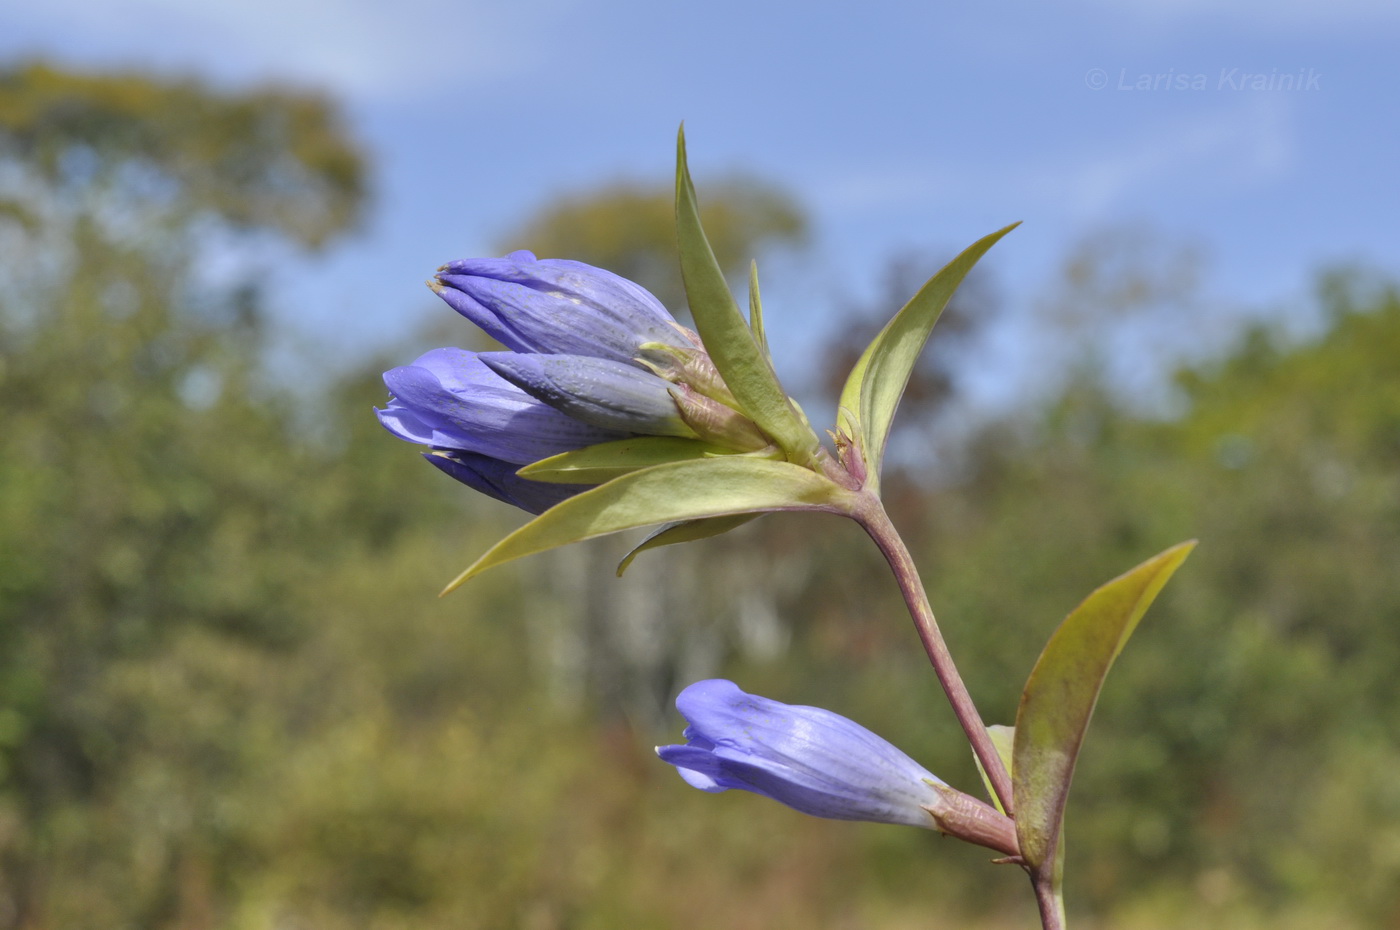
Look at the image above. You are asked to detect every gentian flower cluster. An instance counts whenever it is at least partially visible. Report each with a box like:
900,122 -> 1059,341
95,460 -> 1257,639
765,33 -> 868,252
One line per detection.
377,251 -> 772,512
378,134 -> 1193,927
658,680 -> 1018,854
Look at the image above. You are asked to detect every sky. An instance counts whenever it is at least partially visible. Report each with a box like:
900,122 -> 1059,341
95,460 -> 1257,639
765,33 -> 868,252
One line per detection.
4,0 -> 1398,408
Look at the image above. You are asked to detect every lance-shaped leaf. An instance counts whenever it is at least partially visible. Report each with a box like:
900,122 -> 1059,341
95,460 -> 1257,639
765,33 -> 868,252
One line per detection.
675,127 -> 821,466
442,457 -> 856,593
616,514 -> 760,576
1012,541 -> 1197,871
519,436 -> 740,484
748,260 -> 769,356
837,224 -> 1019,492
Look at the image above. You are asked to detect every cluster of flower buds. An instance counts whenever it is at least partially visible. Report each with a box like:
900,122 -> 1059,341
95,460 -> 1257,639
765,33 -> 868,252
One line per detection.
377,251 -> 776,513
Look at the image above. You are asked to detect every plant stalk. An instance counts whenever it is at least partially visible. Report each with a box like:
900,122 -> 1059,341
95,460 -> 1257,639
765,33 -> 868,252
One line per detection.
853,495 -> 1016,816
1032,872 -> 1066,930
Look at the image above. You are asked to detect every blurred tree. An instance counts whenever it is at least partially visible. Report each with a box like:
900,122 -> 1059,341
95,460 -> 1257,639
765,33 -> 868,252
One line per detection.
496,176 -> 805,313
0,61 -> 364,249
1043,225 -> 1202,330
1036,224 -> 1209,407
0,61 -> 366,927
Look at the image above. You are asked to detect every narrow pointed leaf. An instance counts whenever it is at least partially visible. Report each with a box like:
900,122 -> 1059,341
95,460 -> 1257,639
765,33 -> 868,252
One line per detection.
443,457 -> 854,593
519,436 -> 736,484
675,127 -> 820,464
748,260 -> 768,356
1012,541 -> 1197,870
616,514 -> 760,575
838,223 -> 1018,490
973,725 -> 1016,816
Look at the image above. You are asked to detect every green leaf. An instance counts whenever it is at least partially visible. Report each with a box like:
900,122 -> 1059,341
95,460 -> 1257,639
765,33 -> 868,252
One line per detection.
1012,541 -> 1197,870
616,514 -> 760,576
518,436 -> 736,484
442,457 -> 855,593
675,126 -> 820,465
973,725 -> 1016,816
837,224 -> 1019,491
748,260 -> 768,356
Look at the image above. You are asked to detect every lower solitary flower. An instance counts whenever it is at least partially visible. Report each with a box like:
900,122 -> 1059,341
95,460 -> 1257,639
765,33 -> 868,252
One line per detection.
658,679 -> 945,827
657,680 -> 1018,854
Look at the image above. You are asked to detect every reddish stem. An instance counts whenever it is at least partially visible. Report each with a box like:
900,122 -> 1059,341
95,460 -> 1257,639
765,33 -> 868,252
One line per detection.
1032,871 -> 1066,930
853,495 -> 1016,817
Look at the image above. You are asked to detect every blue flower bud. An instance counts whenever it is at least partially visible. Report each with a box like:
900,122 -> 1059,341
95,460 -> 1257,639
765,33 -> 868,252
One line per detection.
479,352 -> 698,439
657,679 -> 949,828
424,451 -> 588,514
433,250 -> 693,364
376,347 -> 626,464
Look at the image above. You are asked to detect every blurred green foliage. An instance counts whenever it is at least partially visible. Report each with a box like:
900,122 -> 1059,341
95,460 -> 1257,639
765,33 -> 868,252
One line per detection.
1,61 -> 1397,929
0,62 -> 364,249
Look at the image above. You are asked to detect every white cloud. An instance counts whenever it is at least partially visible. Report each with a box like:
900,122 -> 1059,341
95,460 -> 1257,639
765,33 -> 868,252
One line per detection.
812,95 -> 1298,224
1045,97 -> 1297,218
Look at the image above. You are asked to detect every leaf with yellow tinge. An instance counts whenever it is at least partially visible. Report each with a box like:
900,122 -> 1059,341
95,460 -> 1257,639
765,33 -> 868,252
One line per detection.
615,514 -> 760,576
519,436 -> 738,484
973,725 -> 1016,816
442,457 -> 855,594
1012,541 -> 1197,870
837,224 -> 1018,492
675,127 -> 821,466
